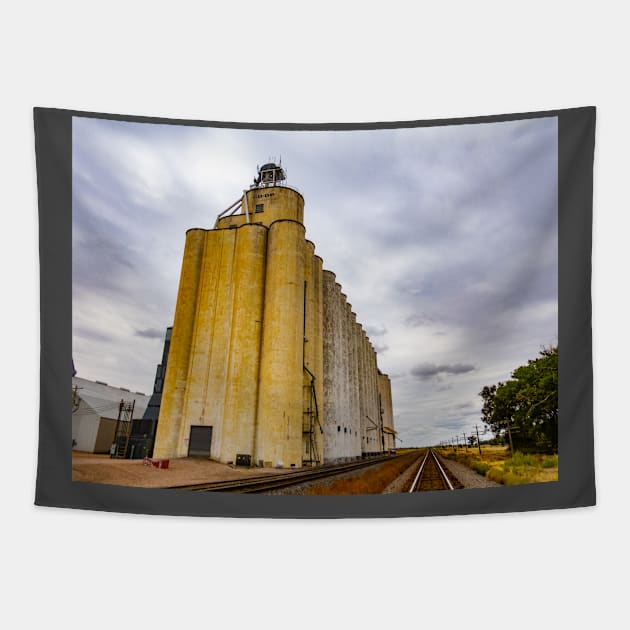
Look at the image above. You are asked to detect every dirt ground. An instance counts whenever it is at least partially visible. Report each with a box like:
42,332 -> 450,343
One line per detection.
71,452 -> 293,488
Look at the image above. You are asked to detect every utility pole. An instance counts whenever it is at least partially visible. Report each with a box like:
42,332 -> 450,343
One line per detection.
463,433 -> 468,451
505,419 -> 514,456
72,384 -> 82,413
475,424 -> 482,456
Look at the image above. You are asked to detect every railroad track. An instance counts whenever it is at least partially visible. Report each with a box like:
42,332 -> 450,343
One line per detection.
170,454 -> 399,493
408,449 -> 462,492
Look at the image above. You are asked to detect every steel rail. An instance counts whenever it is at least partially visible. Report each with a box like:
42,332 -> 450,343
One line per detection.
408,448 -> 455,492
169,454 -> 399,493
432,450 -> 454,490
408,449 -> 431,493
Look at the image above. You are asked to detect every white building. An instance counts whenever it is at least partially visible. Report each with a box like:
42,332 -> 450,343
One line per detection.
72,377 -> 150,454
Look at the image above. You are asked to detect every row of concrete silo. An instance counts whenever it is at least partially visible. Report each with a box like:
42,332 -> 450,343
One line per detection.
153,183 -> 394,467
322,272 -> 388,461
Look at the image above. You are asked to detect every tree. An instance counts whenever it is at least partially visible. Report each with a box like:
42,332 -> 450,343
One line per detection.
479,347 -> 558,453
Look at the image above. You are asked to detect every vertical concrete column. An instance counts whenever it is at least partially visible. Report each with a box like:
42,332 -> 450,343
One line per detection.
303,243 -> 325,464
256,220 -> 306,468
355,322 -> 363,456
370,341 -> 377,453
368,344 -> 380,453
322,271 -> 341,462
220,223 -> 267,463
387,375 -> 394,439
356,324 -> 367,456
311,255 -> 325,463
303,241 -> 316,462
154,229 -> 205,459
387,374 -> 394,449
348,308 -> 360,458
201,228 -> 238,459
339,292 -> 351,459
361,331 -> 371,454
349,314 -> 361,457
378,373 -> 394,449
334,282 -> 345,459
178,229 -> 223,448
366,343 -> 373,452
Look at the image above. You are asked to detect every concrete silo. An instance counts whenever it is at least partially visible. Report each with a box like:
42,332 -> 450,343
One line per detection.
153,162 -> 394,466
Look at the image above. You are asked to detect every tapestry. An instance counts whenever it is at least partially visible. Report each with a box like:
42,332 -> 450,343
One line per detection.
34,107 -> 595,517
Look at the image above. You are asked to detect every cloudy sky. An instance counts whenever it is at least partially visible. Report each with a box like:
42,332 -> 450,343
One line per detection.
72,115 -> 557,447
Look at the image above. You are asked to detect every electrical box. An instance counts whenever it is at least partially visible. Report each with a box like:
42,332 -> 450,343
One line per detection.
235,454 -> 251,467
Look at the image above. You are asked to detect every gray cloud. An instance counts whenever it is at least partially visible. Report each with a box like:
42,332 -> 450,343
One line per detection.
405,313 -> 438,327
410,362 -> 476,381
365,324 -> 387,337
73,325 -> 114,343
435,384 -> 454,392
72,115 -> 557,446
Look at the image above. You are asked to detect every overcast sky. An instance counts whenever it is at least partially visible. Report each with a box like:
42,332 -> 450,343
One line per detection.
72,115 -> 557,447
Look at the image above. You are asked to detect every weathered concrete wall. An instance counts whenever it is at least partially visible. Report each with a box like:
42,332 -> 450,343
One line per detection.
339,292 -> 351,458
153,229 -> 205,459
321,275 -> 392,463
194,228 -> 237,459
348,309 -> 361,455
368,343 -> 383,453
322,272 -> 341,461
378,373 -> 395,451
311,254 -> 325,463
217,186 -> 304,229
303,242 -> 325,464
357,325 -> 368,456
154,184 -> 395,466
220,223 -> 267,463
378,373 -> 393,430
363,340 -> 381,455
255,219 -> 306,468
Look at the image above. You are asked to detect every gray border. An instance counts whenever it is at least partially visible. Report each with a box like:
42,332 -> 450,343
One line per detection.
34,106 -> 595,518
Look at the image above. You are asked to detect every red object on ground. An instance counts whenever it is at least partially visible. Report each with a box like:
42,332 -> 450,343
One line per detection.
143,457 -> 169,469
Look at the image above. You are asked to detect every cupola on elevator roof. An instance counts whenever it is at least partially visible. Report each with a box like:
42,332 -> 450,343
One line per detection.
253,161 -> 286,187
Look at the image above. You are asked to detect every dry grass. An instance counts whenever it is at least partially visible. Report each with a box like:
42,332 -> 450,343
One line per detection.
492,452 -> 558,485
438,445 -> 558,485
301,452 -> 421,495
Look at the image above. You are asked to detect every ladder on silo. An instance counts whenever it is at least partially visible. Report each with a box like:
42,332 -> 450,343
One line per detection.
303,374 -> 322,466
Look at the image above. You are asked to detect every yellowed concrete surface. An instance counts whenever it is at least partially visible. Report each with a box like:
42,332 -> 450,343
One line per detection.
153,182 -> 395,467
255,219 -> 306,467
217,186 -> 304,229
220,223 -> 267,463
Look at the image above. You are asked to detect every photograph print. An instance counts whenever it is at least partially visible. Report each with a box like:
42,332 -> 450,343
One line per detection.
70,113 -> 558,497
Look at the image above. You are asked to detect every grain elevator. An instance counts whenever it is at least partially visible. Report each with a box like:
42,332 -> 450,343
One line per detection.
152,163 -> 394,467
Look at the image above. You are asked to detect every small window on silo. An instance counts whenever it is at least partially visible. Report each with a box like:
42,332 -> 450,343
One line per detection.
337,426 -> 341,432
255,203 -> 264,213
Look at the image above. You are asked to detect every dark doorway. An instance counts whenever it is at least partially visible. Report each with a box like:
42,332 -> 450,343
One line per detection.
188,425 -> 212,458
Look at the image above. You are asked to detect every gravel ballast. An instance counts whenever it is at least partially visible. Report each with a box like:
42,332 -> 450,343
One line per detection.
438,457 -> 500,489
